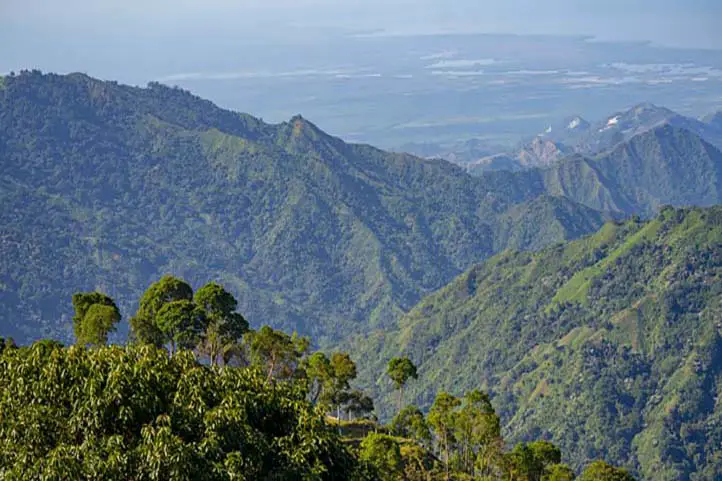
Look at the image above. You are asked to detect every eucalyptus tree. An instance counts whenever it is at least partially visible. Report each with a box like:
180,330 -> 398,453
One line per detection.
386,356 -> 418,414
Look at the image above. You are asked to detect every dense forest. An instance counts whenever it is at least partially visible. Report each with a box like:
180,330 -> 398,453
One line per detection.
0,275 -> 634,480
351,206 -> 722,480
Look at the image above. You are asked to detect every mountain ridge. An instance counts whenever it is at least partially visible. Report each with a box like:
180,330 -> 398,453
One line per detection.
0,70 -> 606,344
349,205 -> 722,480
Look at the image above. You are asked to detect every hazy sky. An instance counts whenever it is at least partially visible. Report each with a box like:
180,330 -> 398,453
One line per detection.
2,0 -> 721,78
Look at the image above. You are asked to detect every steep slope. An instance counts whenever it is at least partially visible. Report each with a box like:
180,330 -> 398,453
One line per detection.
532,125 -> 722,216
0,71 -> 605,344
702,110 -> 722,130
469,138 -> 573,174
350,206 -> 722,480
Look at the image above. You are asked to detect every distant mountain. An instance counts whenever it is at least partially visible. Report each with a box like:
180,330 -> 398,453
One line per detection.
468,138 -> 573,174
536,124 -> 722,216
539,115 -> 591,142
350,206 -> 722,480
396,138 -> 501,165
467,153 -> 525,174
567,103 -> 722,155
0,71 -> 605,344
702,110 -> 722,130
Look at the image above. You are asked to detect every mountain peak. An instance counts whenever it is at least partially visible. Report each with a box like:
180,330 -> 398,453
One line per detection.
565,116 -> 590,131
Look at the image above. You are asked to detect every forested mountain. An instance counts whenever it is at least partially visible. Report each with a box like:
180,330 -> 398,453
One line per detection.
350,206 -> 722,480
533,124 -> 722,216
0,71 -> 606,344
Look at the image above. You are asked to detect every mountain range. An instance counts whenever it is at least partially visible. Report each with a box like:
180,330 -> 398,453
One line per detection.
0,71 -> 606,344
425,103 -> 722,175
4,71 -> 722,478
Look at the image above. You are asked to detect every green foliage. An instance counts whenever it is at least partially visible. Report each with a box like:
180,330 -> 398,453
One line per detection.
343,389 -> 375,420
72,292 -> 121,346
246,325 -> 310,382
391,406 -> 431,443
428,392 -> 462,475
352,206 -> 722,480
578,461 -> 635,481
509,441 -> 562,481
0,342 -> 366,480
536,124 -> 722,216
543,464 -> 575,481
359,433 -> 404,480
130,275 -> 194,347
387,357 -> 418,390
194,282 -> 249,365
387,357 -> 418,413
155,299 -> 207,354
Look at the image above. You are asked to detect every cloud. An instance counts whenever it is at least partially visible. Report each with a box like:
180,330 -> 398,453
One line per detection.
425,59 -> 497,69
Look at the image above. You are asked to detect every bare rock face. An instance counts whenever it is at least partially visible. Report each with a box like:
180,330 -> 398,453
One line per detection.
518,137 -> 572,167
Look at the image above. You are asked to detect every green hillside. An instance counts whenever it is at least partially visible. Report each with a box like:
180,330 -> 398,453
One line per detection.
530,125 -> 722,216
0,71 -> 606,344
350,206 -> 722,480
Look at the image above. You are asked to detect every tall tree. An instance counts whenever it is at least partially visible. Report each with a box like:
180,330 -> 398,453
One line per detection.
386,357 -> 418,414
71,292 -> 121,347
327,352 -> 358,420
246,326 -> 309,382
391,405 -> 431,444
428,391 -> 461,481
130,275 -> 193,347
342,390 -> 374,421
194,282 -> 249,365
155,300 -> 207,355
305,352 -> 333,403
454,390 -> 501,476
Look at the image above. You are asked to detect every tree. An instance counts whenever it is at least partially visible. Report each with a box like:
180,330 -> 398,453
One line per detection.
578,461 -> 635,481
391,405 -> 431,444
130,275 -> 193,347
71,292 -> 121,346
194,282 -> 249,365
428,391 -> 461,480
246,326 -> 309,382
155,299 -> 207,355
509,441 -> 564,481
509,443 -> 540,481
0,337 -> 17,353
386,357 -> 418,414
327,352 -> 358,420
529,441 -> 562,480
543,464 -> 576,481
342,389 -> 374,420
454,390 -> 501,476
359,433 -> 403,481
0,342 -> 366,480
305,351 -> 333,403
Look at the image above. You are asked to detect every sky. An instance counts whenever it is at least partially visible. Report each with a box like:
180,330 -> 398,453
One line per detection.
1,0 -> 721,79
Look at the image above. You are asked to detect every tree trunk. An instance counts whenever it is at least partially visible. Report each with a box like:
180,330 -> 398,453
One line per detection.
337,404 -> 342,434
267,355 -> 277,382
397,385 -> 403,415
445,433 -> 450,481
